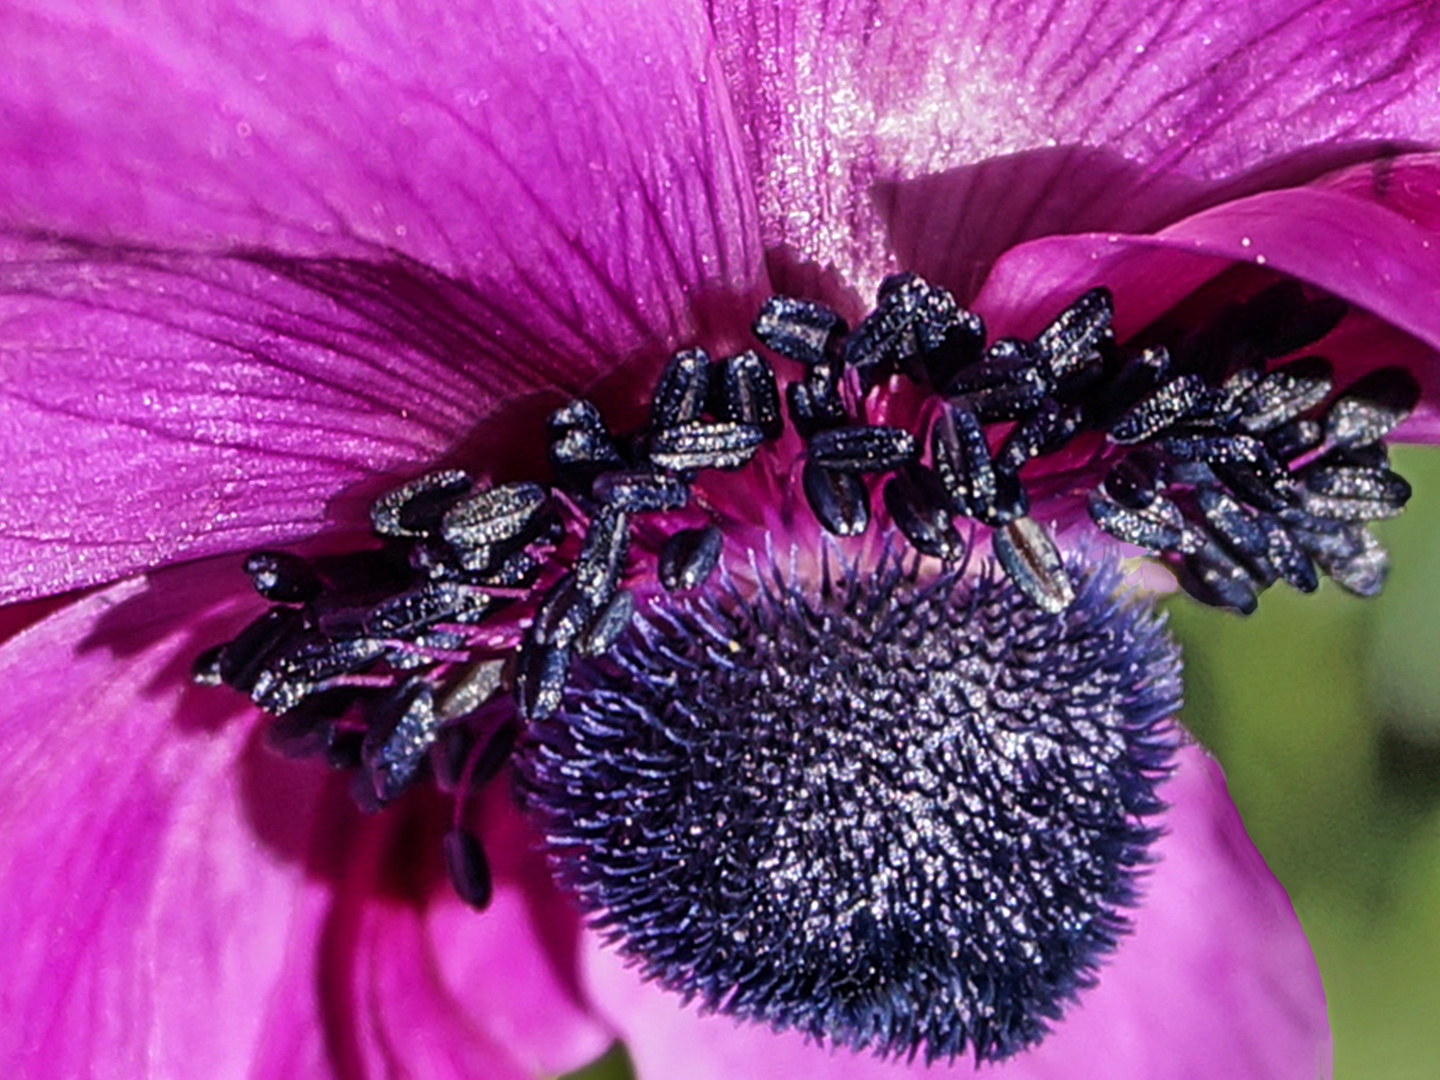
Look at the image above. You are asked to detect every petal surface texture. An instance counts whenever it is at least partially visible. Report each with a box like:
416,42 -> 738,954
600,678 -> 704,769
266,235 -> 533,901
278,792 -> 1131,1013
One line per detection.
0,0 -> 766,600
585,745 -> 1331,1080
709,0 -> 1440,291
0,567 -> 610,1080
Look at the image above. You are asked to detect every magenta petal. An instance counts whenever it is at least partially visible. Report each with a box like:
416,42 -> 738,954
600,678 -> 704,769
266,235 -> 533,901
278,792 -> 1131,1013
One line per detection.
0,245 -> 500,600
710,0 -> 1440,289
972,154 -> 1440,438
584,745 -> 1329,1080
0,0 -> 763,309
0,565 -> 612,1080
334,883 -> 607,1080
1153,158 -> 1440,353
0,571 -> 336,1079
421,786 -> 615,1079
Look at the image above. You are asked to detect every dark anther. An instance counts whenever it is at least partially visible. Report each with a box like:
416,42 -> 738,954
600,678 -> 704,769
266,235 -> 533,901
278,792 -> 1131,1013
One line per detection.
803,459 -> 871,536
922,310 -> 986,393
651,347 -> 713,430
578,589 -> 636,657
992,516 -> 1075,613
808,425 -> 918,474
370,469 -> 474,538
191,643 -> 226,686
649,421 -> 765,472
436,657 -> 508,721
516,639 -> 572,720
317,580 -> 493,639
1258,514 -> 1319,594
752,295 -> 848,367
529,573 -> 591,650
250,635 -> 389,716
592,469 -> 690,513
474,548 -> 544,589
1325,366 -> 1422,447
439,482 -> 553,572
264,695 -> 350,760
1086,346 -> 1171,431
1210,459 -> 1299,514
215,606 -> 304,694
1177,539 -> 1260,615
243,550 -> 324,604
945,339 -> 1048,423
1155,433 -> 1282,479
362,680 -> 441,805
717,350 -> 784,439
1246,282 -> 1348,362
785,360 -> 847,439
443,826 -> 495,911
931,404 -> 1025,525
1102,450 -> 1167,510
548,399 -> 625,483
1177,280 -> 1345,380
1087,491 -> 1198,554
326,729 -> 365,771
1033,286 -> 1113,385
574,506 -> 631,609
659,525 -> 724,591
1264,417 -> 1325,462
1109,374 -> 1206,444
883,464 -> 963,560
1278,512 -> 1387,595
994,399 -> 1082,475
1298,460 -> 1412,520
1236,356 -> 1333,433
842,273 -> 965,388
1194,486 -> 1278,588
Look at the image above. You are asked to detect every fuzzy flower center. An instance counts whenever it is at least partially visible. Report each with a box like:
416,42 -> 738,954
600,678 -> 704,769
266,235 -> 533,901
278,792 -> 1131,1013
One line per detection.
519,553 -> 1179,1063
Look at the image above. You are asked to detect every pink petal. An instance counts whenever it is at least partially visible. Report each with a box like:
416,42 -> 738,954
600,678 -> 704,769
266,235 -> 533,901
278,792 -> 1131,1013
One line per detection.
971,153 -> 1440,437
0,567 -> 337,1080
710,0 -> 1440,291
0,0 -> 775,602
328,784 -> 612,1080
0,0 -> 763,297
0,245 -> 506,600
584,745 -> 1330,1080
326,823 -> 611,1080
0,563 -> 611,1080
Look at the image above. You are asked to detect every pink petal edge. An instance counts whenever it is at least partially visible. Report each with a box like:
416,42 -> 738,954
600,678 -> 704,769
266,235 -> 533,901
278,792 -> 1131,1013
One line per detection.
0,565 -> 611,1080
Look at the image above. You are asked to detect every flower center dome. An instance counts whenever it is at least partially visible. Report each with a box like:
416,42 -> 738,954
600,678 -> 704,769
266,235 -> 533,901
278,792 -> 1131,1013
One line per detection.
519,552 -> 1179,1062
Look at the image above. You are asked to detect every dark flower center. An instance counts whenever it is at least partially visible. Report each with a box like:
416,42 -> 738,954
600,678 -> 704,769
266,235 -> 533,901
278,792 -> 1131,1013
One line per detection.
519,553 -> 1179,1063
195,269 -> 1418,1060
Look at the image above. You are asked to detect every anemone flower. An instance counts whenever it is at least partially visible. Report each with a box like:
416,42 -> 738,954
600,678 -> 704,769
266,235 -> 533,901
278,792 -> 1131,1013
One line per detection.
2,1 -> 1439,1079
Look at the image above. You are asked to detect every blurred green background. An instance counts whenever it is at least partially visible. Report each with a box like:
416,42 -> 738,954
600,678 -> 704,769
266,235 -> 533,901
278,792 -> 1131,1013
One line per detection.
565,444 -> 1440,1080
1169,442 -> 1440,1080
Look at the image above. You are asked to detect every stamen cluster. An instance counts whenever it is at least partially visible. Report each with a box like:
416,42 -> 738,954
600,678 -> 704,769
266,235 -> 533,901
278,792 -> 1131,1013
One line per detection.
757,274 -> 1418,614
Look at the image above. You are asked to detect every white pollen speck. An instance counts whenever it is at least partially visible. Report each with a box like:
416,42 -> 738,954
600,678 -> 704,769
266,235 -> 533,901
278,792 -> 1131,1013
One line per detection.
1240,236 -> 1252,247
1256,254 -> 1268,265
